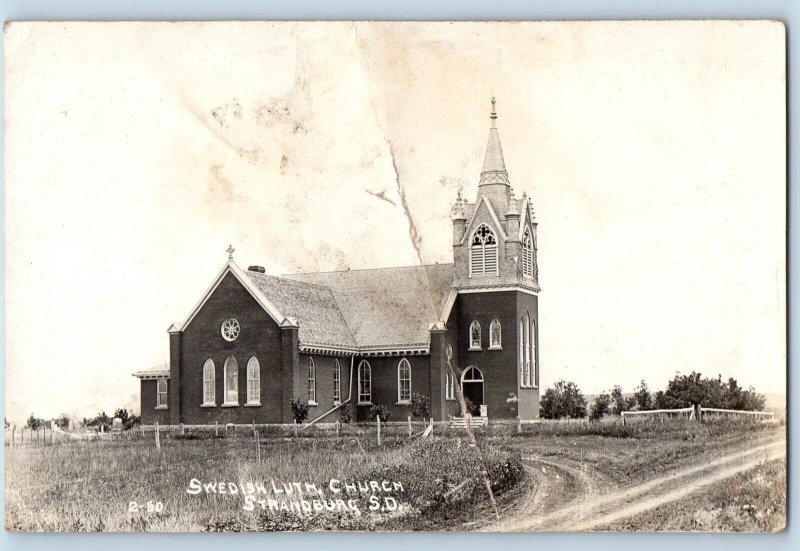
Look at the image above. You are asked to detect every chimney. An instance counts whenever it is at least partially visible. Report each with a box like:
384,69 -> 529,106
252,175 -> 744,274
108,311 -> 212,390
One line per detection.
248,266 -> 266,273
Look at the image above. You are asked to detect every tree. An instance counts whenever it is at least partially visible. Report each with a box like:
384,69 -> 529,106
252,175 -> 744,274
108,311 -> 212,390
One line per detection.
26,414 -> 44,430
589,392 -> 611,421
659,372 -> 765,410
54,413 -> 71,429
86,411 -> 112,432
114,409 -> 130,424
610,385 -> 626,415
410,393 -> 431,420
633,380 -> 653,411
540,380 -> 587,419
290,399 -> 309,424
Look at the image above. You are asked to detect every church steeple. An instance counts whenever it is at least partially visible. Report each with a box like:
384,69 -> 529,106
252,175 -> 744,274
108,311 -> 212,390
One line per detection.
480,97 -> 509,185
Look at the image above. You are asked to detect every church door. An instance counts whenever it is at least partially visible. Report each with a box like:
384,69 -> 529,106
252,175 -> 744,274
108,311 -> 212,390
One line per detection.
461,366 -> 484,413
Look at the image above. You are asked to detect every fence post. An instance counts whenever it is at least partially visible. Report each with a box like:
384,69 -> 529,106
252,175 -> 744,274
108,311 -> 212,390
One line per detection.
11,426 -> 15,448
51,426 -> 55,445
376,415 -> 381,446
255,429 -> 261,465
252,420 -> 256,438
155,422 -> 161,451
516,416 -> 522,434
336,421 -> 341,438
408,416 -> 412,438
215,421 -> 219,437
180,423 -> 185,436
622,412 -> 626,426
21,428 -> 24,445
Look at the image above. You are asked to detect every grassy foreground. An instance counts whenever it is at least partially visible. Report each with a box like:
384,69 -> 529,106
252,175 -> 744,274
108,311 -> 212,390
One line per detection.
4,434 -> 522,532
4,418 -> 785,532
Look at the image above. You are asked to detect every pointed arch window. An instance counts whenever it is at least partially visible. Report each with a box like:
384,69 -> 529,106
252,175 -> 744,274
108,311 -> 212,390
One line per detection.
519,318 -> 525,385
521,313 -> 532,388
358,360 -> 372,404
202,359 -> 215,406
489,319 -> 502,350
246,357 -> 260,405
469,224 -> 498,276
307,357 -> 317,404
223,356 -> 238,406
530,319 -> 537,388
397,358 -> 411,403
445,371 -> 456,401
522,227 -> 533,278
333,359 -> 342,404
469,320 -> 481,350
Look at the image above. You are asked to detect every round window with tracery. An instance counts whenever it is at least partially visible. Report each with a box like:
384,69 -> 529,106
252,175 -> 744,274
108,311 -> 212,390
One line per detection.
221,318 -> 240,342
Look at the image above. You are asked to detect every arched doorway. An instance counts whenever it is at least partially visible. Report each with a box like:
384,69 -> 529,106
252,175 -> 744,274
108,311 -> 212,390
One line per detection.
461,366 -> 484,410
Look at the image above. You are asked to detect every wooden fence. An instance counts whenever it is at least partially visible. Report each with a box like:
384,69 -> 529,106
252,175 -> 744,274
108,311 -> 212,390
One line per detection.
621,405 -> 775,424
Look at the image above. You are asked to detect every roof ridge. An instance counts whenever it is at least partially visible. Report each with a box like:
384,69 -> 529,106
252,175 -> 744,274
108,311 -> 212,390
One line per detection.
284,262 -> 454,277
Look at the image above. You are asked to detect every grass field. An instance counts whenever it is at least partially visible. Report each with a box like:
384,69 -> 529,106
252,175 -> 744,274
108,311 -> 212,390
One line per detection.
4,433 -> 522,532
4,418 -> 786,532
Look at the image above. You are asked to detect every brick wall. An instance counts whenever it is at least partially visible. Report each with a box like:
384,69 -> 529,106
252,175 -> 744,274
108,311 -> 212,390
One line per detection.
297,354 -> 354,423
139,379 -> 171,425
178,272 -> 285,424
353,355 -> 431,422
455,290 -> 532,419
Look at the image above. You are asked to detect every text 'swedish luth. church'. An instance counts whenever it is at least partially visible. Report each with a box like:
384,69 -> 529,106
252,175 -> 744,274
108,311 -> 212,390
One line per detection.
135,100 -> 541,425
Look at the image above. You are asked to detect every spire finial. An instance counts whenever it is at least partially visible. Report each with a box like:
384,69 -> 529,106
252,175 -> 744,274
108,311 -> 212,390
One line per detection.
490,97 -> 498,127
226,244 -> 235,260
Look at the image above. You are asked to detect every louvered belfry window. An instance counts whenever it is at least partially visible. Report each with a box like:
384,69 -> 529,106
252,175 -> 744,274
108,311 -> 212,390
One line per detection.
470,224 -> 498,276
522,228 -> 533,278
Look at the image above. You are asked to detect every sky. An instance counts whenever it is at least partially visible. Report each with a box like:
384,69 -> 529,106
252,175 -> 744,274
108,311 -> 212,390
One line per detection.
3,21 -> 786,424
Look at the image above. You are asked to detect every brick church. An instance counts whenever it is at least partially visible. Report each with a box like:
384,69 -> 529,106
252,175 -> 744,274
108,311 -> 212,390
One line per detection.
135,100 -> 541,425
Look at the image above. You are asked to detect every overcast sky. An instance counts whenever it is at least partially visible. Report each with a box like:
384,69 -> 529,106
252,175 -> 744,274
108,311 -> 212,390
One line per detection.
4,21 -> 785,423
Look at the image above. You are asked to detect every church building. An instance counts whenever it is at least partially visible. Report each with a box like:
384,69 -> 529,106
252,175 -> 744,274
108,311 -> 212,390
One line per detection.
134,100 -> 541,425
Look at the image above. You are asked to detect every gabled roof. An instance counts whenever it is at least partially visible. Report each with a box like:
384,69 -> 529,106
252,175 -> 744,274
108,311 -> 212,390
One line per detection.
171,260 -> 456,352
285,264 -> 455,350
179,261 -> 289,332
459,194 -> 509,245
244,271 -> 356,349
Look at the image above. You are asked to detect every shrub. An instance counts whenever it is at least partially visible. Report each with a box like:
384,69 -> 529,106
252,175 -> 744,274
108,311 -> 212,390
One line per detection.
290,399 -> 309,424
338,406 -> 352,424
369,404 -> 391,423
410,393 -> 431,419
589,392 -> 611,421
540,380 -> 587,419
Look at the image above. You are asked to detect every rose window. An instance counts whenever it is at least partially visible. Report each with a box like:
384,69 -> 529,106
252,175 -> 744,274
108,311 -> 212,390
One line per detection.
221,318 -> 240,342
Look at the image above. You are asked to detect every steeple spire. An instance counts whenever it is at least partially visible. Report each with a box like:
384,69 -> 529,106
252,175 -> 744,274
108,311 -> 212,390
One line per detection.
480,97 -> 509,184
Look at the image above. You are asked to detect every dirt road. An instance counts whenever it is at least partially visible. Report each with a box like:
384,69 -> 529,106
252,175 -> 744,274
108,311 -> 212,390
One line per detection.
488,436 -> 786,532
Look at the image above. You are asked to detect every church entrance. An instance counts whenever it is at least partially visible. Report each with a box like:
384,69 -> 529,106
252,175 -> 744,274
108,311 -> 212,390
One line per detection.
461,366 -> 484,414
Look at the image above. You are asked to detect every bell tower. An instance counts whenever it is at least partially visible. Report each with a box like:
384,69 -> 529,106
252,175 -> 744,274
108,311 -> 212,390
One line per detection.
451,98 -> 540,293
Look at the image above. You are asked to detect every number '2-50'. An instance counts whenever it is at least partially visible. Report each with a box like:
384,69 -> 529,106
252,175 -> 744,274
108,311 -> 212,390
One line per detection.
128,501 -> 164,513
